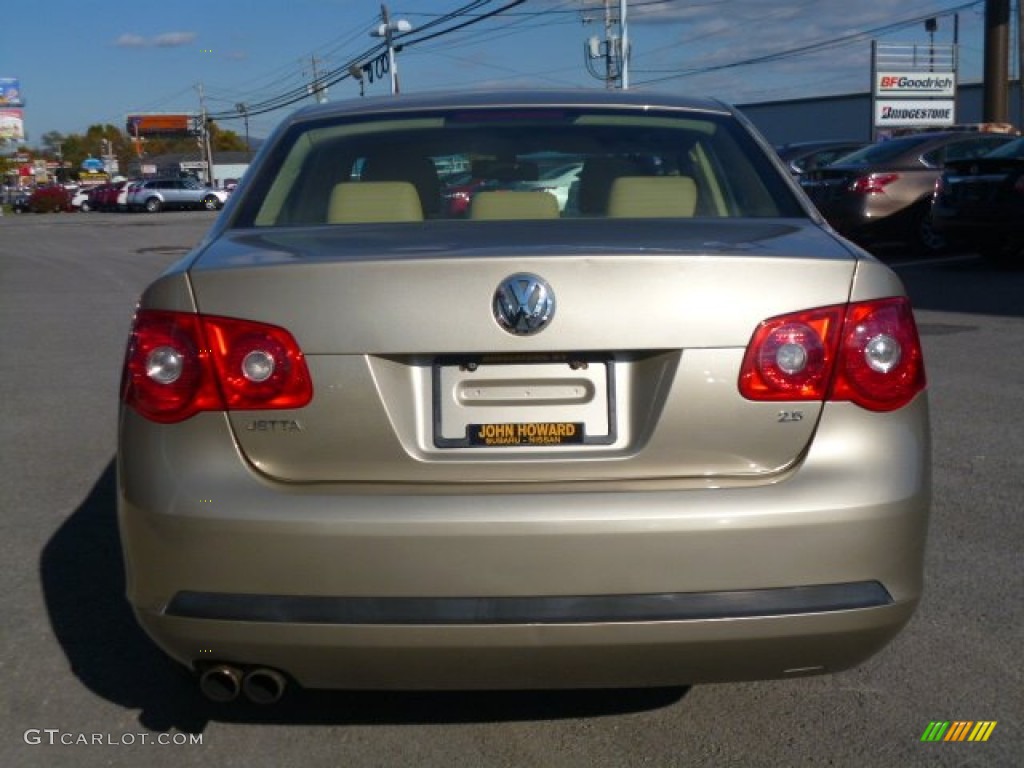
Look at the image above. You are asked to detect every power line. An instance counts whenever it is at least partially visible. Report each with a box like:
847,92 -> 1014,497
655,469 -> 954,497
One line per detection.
630,1 -> 983,86
397,0 -> 672,17
397,0 -> 527,48
206,0 -> 530,121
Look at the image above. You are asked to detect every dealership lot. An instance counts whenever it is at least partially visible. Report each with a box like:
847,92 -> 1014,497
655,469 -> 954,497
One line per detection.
1,212 -> 1020,767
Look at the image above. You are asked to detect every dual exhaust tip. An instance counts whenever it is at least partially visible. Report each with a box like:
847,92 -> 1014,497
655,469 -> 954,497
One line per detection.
199,664 -> 287,704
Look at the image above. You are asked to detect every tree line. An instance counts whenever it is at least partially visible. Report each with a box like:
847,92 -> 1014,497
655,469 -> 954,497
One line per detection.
8,122 -> 248,179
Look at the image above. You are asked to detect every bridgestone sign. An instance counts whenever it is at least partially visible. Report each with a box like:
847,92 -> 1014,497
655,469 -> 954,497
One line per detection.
872,42 -> 958,136
874,99 -> 956,128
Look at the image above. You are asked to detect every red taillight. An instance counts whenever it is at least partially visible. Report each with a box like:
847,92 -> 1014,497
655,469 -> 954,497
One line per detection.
121,311 -> 220,423
203,316 -> 312,409
121,310 -> 312,423
738,306 -> 844,401
849,173 -> 900,195
739,298 -> 925,412
830,298 -> 926,412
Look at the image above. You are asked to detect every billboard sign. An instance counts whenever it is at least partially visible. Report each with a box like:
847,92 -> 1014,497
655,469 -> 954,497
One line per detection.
81,156 -> 105,172
0,108 -> 25,140
0,78 -> 24,107
874,100 -> 956,128
875,72 -> 956,98
126,114 -> 197,137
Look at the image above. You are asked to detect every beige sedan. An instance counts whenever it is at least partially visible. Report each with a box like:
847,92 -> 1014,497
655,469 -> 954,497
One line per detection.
117,89 -> 930,704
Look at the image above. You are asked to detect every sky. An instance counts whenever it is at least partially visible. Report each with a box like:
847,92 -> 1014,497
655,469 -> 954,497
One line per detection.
0,0 -> 998,147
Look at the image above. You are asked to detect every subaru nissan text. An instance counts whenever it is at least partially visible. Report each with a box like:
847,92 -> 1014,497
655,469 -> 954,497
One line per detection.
117,90 -> 931,702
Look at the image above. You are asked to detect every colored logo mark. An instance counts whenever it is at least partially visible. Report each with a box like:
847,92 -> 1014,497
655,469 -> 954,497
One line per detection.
921,721 -> 997,742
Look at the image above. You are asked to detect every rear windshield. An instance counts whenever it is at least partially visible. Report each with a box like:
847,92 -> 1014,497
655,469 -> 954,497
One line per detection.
984,136 -> 1024,159
233,107 -> 804,227
835,135 -> 933,166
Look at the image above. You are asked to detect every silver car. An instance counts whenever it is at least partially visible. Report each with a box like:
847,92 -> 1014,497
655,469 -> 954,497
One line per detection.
800,131 -> 1014,254
127,177 -> 227,212
118,90 -> 930,704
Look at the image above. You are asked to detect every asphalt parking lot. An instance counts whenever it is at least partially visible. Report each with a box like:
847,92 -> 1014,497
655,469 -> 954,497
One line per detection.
1,212 -> 1020,767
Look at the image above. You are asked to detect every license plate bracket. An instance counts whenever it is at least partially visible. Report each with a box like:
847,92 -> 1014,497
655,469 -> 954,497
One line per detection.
432,354 -> 616,448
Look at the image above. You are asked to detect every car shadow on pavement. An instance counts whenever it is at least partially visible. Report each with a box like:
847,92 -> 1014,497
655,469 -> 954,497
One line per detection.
887,254 -> 1024,319
41,461 -> 687,734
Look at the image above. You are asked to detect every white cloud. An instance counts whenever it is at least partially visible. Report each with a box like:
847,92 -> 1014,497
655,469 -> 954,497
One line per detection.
114,31 -> 197,48
115,34 -> 148,48
154,32 -> 197,48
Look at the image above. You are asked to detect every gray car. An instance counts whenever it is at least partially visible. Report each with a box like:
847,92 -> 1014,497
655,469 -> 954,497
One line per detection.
118,89 -> 930,703
800,131 -> 1014,254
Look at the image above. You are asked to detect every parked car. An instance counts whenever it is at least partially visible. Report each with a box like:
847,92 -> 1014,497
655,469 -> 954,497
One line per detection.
116,180 -> 140,212
775,140 -> 869,175
440,172 -> 488,217
127,177 -> 227,212
119,89 -> 930,702
512,161 -> 583,210
70,187 -> 94,211
931,136 -> 1024,265
800,131 -> 1015,254
86,180 -> 130,212
19,185 -> 71,213
10,189 -> 32,213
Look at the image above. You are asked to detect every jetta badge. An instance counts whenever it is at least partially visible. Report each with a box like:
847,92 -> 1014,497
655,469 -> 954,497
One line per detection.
493,273 -> 555,335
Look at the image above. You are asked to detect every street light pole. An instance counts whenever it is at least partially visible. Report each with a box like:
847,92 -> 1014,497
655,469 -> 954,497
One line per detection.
371,5 -> 412,95
349,65 -> 366,97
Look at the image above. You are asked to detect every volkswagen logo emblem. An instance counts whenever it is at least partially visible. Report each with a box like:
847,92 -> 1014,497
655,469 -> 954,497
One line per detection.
493,273 -> 555,335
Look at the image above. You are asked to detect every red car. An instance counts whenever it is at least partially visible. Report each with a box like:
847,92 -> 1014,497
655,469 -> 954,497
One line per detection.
440,173 -> 487,217
25,185 -> 71,213
89,180 -> 129,211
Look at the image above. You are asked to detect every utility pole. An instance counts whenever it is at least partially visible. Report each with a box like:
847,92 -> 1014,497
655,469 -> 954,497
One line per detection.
583,1 -> 628,89
54,141 -> 63,184
383,4 -> 399,94
983,0 -> 1010,123
1018,0 -> 1024,127
197,82 -> 215,186
371,5 -> 412,95
620,0 -> 629,89
308,56 -> 329,103
235,103 -> 251,161
604,0 -> 614,89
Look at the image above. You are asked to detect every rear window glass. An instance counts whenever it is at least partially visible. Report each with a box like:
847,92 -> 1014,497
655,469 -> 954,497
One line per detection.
980,136 -> 1024,159
837,136 -> 933,166
233,108 -> 803,227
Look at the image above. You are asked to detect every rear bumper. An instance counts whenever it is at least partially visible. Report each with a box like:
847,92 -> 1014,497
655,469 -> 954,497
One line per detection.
135,600 -> 916,689
118,397 -> 930,689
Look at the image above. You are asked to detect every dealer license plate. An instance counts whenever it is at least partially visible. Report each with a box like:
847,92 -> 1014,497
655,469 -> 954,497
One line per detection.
432,354 -> 615,448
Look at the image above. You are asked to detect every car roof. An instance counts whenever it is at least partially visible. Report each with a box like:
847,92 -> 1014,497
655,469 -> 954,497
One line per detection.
775,140 -> 864,160
776,139 -> 863,150
283,88 -> 733,126
884,130 -> 1003,145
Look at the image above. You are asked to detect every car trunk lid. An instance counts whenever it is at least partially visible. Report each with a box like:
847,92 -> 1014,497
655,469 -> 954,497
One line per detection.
186,220 -> 861,484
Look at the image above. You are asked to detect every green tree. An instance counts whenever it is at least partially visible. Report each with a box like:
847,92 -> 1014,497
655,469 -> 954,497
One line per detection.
209,122 -> 247,153
140,135 -> 201,157
40,130 -> 65,155
56,134 -> 89,176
